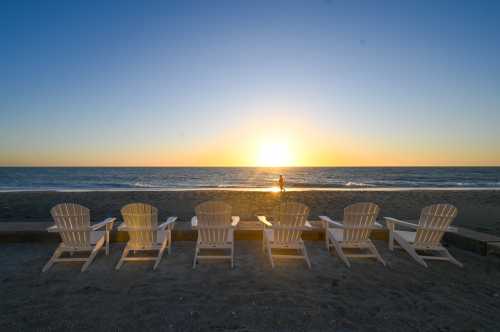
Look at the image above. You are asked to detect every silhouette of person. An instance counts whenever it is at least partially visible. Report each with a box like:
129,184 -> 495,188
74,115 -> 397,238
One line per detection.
279,175 -> 285,192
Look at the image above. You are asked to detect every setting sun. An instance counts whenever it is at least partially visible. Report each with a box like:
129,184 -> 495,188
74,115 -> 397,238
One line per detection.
256,142 -> 294,167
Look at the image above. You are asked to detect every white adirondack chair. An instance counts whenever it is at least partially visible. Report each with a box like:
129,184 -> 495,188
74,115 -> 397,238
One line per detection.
115,203 -> 177,270
42,203 -> 115,272
191,201 -> 239,268
258,201 -> 312,269
384,203 -> 462,267
319,203 -> 386,267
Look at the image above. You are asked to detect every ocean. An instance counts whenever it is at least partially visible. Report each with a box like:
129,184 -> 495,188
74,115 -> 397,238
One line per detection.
0,167 -> 499,191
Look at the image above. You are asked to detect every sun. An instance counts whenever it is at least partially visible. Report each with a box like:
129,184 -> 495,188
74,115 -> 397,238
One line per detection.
256,142 -> 293,167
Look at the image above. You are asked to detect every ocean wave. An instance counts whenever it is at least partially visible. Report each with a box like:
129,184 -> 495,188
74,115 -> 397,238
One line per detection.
131,182 -> 157,188
345,181 -> 376,187
1,167 -> 500,190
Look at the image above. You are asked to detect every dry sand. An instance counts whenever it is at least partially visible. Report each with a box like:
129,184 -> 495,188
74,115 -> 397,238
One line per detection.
1,190 -> 500,235
1,241 -> 500,331
1,190 -> 500,331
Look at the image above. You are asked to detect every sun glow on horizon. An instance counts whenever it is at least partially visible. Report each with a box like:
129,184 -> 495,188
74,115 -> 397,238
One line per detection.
256,141 -> 294,167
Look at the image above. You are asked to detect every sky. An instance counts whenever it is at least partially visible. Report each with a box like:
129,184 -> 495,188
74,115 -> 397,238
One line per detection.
1,0 -> 500,167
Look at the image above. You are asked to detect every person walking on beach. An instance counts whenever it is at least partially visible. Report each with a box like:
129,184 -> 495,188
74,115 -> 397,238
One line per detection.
279,175 -> 285,192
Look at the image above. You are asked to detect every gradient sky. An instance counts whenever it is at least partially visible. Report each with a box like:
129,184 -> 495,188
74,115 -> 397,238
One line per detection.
1,0 -> 500,166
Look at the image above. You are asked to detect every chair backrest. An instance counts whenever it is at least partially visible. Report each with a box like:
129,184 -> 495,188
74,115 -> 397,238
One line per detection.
271,201 -> 309,243
51,203 -> 91,248
341,202 -> 380,242
121,203 -> 158,247
415,204 -> 457,247
195,201 -> 232,244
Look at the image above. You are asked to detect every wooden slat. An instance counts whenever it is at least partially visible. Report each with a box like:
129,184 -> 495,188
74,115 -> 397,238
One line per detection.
50,203 -> 90,248
272,201 -> 309,244
121,203 -> 158,248
195,201 -> 232,245
342,202 -> 379,242
415,204 -> 457,246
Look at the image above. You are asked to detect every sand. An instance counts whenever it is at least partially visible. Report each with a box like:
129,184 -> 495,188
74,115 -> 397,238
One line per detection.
1,190 -> 500,331
1,190 -> 500,235
1,240 -> 500,331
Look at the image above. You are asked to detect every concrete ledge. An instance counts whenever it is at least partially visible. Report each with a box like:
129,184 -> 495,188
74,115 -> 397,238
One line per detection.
0,222 -> 57,243
488,242 -> 500,255
2,221 -> 499,257
444,228 -> 500,255
0,220 -> 388,242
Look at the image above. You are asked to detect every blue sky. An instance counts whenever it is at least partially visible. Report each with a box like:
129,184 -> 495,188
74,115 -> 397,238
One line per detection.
1,0 -> 499,166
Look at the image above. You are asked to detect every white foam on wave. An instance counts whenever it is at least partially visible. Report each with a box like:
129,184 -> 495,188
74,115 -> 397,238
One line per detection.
132,182 -> 156,188
345,181 -> 375,187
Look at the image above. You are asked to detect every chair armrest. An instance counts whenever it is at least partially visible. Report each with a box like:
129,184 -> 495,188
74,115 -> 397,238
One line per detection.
191,216 -> 198,229
319,216 -> 344,228
231,216 -> 240,227
47,225 -> 91,232
47,225 -> 59,232
384,217 -> 418,229
271,225 -> 311,231
257,215 -> 273,227
91,217 -> 116,231
159,216 -> 177,230
374,221 -> 384,229
447,226 -> 459,233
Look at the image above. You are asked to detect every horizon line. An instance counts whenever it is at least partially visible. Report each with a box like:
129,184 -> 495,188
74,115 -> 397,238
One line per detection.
1,165 -> 500,168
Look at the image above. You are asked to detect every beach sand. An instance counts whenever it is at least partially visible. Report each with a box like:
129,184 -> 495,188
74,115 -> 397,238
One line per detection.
1,190 -> 500,331
1,241 -> 500,331
1,190 -> 500,235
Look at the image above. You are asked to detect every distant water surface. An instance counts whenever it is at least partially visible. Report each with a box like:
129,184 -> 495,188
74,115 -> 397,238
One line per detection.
0,167 -> 499,191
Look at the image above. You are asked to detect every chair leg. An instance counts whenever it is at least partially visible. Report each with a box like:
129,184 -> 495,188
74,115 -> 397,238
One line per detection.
192,244 -> 199,269
265,238 -> 275,268
105,230 -> 110,255
393,233 -> 428,267
302,243 -> 311,269
230,242 -> 234,269
42,245 -> 63,272
388,230 -> 394,251
440,248 -> 463,268
115,246 -> 130,270
154,241 -> 168,270
167,230 -> 172,255
324,224 -> 329,250
82,244 -> 102,272
368,241 -> 386,266
387,223 -> 395,251
326,234 -> 334,256
331,239 -> 351,268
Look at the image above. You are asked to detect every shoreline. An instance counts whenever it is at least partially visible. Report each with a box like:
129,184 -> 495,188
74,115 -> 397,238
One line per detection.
2,186 -> 500,193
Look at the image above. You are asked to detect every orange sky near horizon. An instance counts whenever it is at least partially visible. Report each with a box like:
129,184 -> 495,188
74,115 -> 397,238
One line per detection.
2,122 -> 499,167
